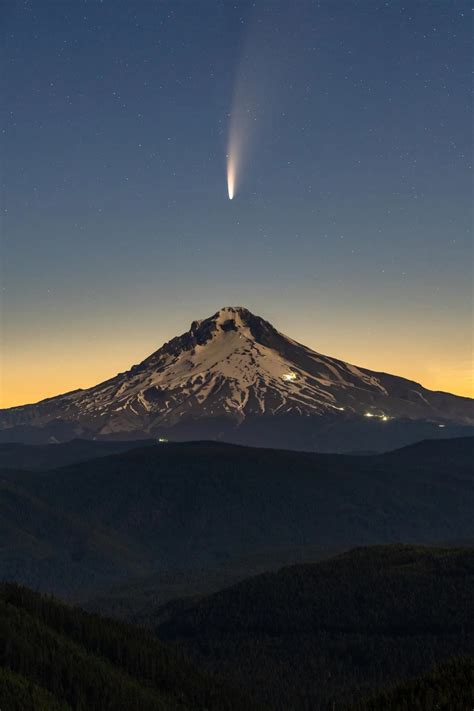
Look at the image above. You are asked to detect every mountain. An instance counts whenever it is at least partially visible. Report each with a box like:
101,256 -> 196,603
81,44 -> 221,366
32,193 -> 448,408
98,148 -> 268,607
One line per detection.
1,307 -> 472,451
1,437 -> 472,600
154,544 -> 474,710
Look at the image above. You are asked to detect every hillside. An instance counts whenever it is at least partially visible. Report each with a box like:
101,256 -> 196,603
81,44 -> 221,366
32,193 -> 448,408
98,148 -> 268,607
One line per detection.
352,656 -> 474,710
0,666 -> 71,711
0,582 -> 254,711
1,437 -> 473,599
154,544 -> 474,710
1,549 -> 472,710
86,544 -> 341,621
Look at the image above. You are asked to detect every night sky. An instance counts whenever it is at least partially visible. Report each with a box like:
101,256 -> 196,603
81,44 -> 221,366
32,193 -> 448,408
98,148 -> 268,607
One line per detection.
2,0 -> 472,407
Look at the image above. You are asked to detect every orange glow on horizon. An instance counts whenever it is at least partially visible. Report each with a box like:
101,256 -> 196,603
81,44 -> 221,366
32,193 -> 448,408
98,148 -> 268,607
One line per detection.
1,339 -> 472,409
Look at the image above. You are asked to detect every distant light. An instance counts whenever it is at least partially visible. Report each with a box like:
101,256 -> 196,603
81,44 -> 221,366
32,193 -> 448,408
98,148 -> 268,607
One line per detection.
282,372 -> 297,382
438,424 -> 446,428
158,437 -> 168,443
335,406 -> 345,411
365,412 -> 392,421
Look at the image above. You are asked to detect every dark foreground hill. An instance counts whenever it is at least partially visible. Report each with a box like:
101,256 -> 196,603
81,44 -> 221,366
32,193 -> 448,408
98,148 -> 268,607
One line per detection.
352,656 -> 474,711
1,437 -> 473,599
155,545 -> 474,710
0,582 -> 254,711
0,548 -> 472,711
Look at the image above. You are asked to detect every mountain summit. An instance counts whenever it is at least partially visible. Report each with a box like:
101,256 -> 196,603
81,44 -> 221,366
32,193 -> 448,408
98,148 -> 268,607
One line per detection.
1,306 -> 472,451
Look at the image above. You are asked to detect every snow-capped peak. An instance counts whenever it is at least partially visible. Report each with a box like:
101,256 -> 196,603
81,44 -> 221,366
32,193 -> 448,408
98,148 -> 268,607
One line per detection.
1,306 -> 472,442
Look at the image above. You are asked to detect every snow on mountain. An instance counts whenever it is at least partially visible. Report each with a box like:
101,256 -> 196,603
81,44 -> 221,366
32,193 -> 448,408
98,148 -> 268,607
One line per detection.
1,307 -> 472,447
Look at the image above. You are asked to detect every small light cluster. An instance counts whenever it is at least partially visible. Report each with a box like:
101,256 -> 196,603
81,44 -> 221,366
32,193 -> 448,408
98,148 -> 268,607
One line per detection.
282,372 -> 297,382
364,412 -> 391,422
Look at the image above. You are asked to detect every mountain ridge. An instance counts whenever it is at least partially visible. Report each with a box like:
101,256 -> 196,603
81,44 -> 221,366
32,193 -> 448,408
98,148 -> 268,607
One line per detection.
1,436 -> 472,599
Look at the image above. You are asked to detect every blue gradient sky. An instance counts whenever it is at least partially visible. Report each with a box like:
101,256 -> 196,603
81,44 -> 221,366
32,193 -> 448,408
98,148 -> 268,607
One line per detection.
2,0 -> 472,406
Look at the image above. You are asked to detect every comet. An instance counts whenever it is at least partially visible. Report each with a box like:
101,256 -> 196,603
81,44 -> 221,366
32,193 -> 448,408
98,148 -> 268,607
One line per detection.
226,97 -> 253,201
226,5 -> 286,200
226,116 -> 243,200
226,19 -> 259,201
227,155 -> 235,199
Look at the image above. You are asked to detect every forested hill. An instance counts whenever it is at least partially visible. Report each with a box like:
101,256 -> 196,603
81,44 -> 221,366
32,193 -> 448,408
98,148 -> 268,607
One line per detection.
155,545 -> 474,710
0,547 -> 473,710
2,437 -> 473,600
351,656 -> 474,711
0,582 -> 256,711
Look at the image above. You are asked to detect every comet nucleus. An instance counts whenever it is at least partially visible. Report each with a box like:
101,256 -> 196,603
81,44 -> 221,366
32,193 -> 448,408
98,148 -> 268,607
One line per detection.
226,127 -> 241,200
227,156 -> 235,199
